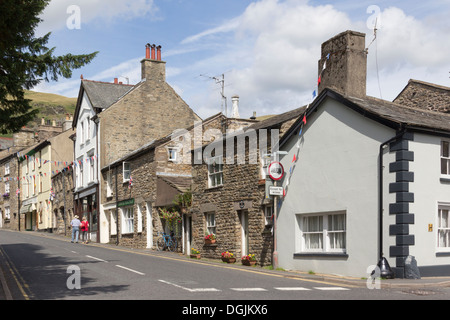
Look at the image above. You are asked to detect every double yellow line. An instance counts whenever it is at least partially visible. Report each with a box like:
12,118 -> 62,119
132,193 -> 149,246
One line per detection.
0,246 -> 33,300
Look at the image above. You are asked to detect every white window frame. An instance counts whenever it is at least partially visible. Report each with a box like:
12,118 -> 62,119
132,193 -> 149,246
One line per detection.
5,207 -> 10,220
296,212 -> 346,254
207,156 -> 223,188
5,182 -> 10,195
88,152 -> 95,182
5,162 -> 10,175
123,162 -> 131,182
264,205 -> 273,226
437,203 -> 450,252
106,171 -> 113,198
441,140 -> 450,177
168,147 -> 178,162
121,207 -> 134,234
205,212 -> 216,235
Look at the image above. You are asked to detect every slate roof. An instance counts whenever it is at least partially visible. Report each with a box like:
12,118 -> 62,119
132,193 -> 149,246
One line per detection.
72,80 -> 135,128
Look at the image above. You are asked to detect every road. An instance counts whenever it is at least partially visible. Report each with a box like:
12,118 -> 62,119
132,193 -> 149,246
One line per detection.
1,229 -> 449,305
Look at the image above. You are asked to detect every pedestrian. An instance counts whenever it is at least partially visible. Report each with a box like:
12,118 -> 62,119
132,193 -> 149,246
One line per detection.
80,216 -> 89,244
71,215 -> 81,243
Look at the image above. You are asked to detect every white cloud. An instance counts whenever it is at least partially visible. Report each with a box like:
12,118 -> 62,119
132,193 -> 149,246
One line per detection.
37,0 -> 159,35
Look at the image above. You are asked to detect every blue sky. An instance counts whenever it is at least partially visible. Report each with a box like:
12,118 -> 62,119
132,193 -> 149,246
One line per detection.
35,0 -> 450,119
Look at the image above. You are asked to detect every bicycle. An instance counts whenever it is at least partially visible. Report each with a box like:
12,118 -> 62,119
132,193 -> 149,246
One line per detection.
156,232 -> 177,252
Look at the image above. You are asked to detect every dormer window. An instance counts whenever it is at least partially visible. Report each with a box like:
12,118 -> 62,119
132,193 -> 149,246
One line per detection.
123,162 -> 131,182
168,147 -> 177,162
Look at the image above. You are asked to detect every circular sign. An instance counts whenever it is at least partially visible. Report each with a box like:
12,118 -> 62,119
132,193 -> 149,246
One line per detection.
268,161 -> 284,181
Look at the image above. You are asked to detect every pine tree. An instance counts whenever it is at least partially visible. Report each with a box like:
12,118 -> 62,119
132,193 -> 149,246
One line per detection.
0,0 -> 98,133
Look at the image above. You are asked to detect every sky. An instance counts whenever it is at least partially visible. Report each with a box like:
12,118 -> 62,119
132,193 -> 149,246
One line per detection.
34,0 -> 450,119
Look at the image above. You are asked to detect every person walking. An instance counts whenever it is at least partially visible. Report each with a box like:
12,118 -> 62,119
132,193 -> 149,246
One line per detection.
71,215 -> 81,243
80,216 -> 89,244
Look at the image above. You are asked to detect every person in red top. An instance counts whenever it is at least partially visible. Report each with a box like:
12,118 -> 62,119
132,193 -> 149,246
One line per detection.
80,216 -> 89,244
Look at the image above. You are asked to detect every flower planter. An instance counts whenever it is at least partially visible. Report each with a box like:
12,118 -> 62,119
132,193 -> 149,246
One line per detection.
222,257 -> 236,264
190,254 -> 201,259
204,239 -> 216,245
241,260 -> 256,266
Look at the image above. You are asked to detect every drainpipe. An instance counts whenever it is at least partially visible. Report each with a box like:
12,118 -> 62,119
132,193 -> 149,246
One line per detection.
377,127 -> 405,278
115,165 -> 119,246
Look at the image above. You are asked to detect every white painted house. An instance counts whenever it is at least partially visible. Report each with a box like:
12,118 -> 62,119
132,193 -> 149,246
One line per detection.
72,79 -> 133,242
275,31 -> 450,278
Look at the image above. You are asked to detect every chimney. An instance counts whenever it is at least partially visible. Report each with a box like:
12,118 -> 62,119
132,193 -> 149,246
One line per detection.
318,30 -> 367,99
145,43 -> 151,59
114,78 -> 118,84
250,111 -> 256,120
141,43 -> 166,81
231,95 -> 240,118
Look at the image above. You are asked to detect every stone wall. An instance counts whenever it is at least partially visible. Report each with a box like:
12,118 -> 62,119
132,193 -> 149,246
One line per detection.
394,80 -> 450,114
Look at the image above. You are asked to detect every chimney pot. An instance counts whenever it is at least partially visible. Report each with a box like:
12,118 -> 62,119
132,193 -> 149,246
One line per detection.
151,44 -> 156,60
156,45 -> 162,61
145,44 -> 151,59
250,111 -> 256,120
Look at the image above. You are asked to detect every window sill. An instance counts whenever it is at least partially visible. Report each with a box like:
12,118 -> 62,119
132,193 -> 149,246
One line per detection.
293,252 -> 348,259
436,251 -> 450,257
440,177 -> 450,183
206,185 -> 223,191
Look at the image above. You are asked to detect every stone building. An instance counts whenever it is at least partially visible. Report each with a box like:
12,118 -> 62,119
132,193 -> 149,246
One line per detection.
393,79 -> 450,114
190,108 -> 303,266
0,149 -> 22,230
51,166 -> 74,236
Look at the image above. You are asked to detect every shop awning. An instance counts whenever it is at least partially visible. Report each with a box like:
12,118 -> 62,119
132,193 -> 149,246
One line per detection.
20,204 -> 31,214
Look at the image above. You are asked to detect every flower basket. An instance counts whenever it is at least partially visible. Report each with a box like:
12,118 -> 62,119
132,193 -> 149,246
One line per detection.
190,248 -> 201,259
204,233 -> 216,244
241,254 -> 257,266
221,251 -> 236,263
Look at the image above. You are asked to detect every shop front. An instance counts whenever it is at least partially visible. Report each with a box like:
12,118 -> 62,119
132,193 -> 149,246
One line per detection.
74,185 -> 98,242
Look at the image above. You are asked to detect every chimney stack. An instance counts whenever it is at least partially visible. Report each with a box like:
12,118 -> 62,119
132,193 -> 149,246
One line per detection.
114,78 -> 118,84
231,95 -> 240,118
318,30 -> 367,99
141,43 -> 166,81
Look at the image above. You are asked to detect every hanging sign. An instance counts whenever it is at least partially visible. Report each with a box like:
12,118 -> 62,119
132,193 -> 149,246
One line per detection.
268,162 -> 284,181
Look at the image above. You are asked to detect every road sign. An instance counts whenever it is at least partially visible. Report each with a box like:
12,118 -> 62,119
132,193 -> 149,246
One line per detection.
268,162 -> 284,181
269,186 -> 284,196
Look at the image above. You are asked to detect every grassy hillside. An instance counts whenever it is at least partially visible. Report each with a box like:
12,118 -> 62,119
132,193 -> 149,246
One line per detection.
24,90 -> 77,128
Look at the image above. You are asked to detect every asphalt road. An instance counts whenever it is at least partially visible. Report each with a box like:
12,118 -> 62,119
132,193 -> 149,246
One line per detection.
1,229 -> 449,306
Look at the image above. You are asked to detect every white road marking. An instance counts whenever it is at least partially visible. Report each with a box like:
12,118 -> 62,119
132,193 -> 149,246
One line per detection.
314,287 -> 350,291
158,279 -> 220,292
116,265 -> 145,276
230,288 -> 268,292
274,287 -> 311,291
86,255 -> 108,263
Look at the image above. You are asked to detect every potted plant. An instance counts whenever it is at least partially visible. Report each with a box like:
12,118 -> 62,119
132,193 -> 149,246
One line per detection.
221,251 -> 236,263
190,248 -> 201,259
204,233 -> 216,244
241,254 -> 257,266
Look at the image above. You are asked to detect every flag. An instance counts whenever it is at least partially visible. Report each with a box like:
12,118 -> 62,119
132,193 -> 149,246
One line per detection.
302,115 -> 307,124
292,154 -> 296,162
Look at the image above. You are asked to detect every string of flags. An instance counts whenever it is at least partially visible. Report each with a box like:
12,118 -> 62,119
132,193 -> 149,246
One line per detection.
277,52 -> 331,209
0,153 -> 98,182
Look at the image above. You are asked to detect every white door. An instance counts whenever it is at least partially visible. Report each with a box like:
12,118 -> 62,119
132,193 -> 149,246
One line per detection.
146,202 -> 153,249
239,210 -> 249,256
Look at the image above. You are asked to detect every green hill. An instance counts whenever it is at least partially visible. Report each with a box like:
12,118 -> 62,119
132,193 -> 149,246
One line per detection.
24,90 -> 77,128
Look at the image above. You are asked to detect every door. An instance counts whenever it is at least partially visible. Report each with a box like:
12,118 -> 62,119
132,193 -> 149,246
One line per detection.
146,202 -> 153,249
239,210 -> 249,256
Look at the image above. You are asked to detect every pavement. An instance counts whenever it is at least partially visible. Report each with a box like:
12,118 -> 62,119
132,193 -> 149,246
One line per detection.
1,230 -> 450,300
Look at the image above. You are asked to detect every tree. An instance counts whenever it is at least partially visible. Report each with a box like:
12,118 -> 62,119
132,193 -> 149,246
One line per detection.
0,0 -> 98,133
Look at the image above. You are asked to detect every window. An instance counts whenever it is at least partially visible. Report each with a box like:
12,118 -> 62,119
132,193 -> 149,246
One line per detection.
5,182 -> 9,195
168,147 -> 177,162
106,171 -> 113,198
5,162 -> 10,175
205,212 -> 216,235
5,207 -> 10,220
298,212 -> 346,253
441,141 -> 450,176
122,207 -> 134,234
88,153 -> 95,182
80,122 -> 85,144
438,205 -> 450,250
264,206 -> 273,226
123,162 -> 131,182
207,156 -> 223,188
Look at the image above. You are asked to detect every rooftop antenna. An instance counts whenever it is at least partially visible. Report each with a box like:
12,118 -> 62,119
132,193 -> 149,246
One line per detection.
366,18 -> 383,99
200,73 -> 227,116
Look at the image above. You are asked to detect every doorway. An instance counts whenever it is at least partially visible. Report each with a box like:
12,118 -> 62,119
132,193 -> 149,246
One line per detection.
184,215 -> 192,255
146,202 -> 153,249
